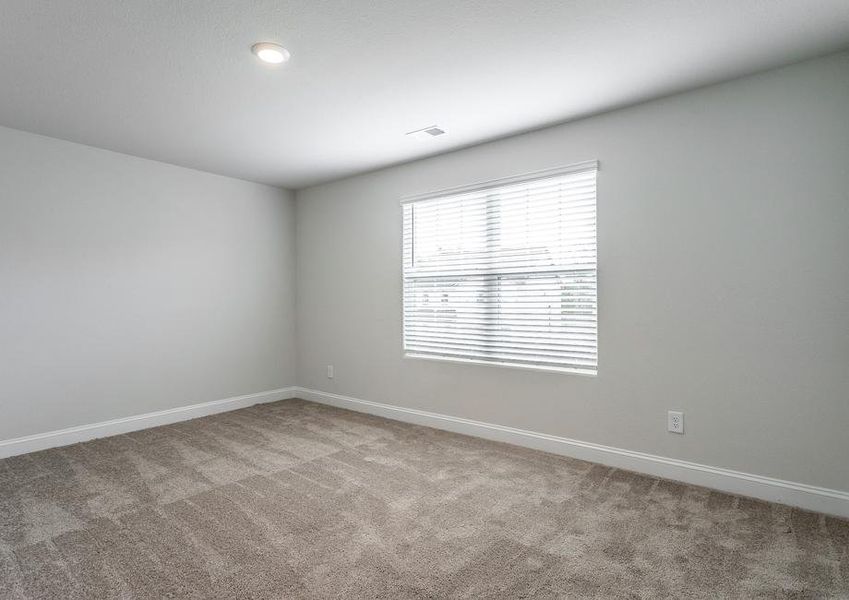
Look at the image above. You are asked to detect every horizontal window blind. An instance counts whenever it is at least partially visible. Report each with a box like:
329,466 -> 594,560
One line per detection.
402,162 -> 598,374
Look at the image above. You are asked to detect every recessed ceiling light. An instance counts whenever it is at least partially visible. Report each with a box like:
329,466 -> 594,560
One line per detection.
251,42 -> 291,65
406,126 -> 446,140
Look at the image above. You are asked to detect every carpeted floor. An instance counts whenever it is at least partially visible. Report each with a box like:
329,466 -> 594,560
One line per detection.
0,399 -> 847,599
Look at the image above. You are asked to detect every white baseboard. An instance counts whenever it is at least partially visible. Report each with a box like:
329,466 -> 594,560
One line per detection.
294,387 -> 849,519
4,385 -> 846,519
0,387 -> 298,459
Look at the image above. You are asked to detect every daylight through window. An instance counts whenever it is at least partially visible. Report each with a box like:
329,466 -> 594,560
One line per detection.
402,161 -> 598,374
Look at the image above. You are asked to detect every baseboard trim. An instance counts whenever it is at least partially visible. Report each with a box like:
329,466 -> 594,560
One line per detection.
294,387 -> 849,519
0,387 -> 298,459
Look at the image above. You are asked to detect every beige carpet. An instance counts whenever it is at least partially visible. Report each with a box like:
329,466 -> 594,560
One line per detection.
0,399 -> 846,599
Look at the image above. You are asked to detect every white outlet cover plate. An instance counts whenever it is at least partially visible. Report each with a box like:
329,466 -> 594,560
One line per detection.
668,410 -> 684,434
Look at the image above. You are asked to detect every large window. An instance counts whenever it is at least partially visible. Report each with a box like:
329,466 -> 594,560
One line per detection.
402,161 -> 598,375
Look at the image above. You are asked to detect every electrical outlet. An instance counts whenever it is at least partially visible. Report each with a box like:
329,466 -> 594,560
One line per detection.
667,410 -> 684,434
327,365 -> 334,379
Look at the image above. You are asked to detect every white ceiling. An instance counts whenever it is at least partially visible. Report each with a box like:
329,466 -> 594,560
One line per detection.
2,1 -> 848,189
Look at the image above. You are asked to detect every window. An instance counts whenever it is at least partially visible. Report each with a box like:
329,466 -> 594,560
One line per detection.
402,161 -> 598,375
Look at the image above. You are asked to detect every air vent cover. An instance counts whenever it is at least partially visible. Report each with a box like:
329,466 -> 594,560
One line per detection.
406,126 -> 446,140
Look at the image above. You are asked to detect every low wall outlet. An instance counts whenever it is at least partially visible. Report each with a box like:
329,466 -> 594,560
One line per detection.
327,365 -> 334,379
667,410 -> 684,434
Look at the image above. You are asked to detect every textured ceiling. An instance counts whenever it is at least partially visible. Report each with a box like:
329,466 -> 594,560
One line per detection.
1,0 -> 848,188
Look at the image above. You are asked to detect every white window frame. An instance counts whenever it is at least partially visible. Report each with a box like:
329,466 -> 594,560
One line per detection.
400,160 -> 599,376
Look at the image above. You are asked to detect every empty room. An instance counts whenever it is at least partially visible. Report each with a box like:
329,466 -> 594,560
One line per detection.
1,1 -> 848,598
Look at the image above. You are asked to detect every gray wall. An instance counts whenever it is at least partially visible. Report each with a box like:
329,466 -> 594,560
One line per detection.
295,51 -> 849,492
0,126 -> 296,440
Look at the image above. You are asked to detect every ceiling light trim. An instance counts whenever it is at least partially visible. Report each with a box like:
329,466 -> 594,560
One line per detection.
251,42 -> 291,65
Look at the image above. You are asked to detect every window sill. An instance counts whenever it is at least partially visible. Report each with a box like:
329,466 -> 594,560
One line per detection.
403,352 -> 597,377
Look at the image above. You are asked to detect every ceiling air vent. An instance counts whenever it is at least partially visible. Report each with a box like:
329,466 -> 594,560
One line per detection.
406,126 -> 446,140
